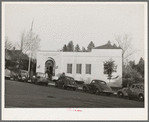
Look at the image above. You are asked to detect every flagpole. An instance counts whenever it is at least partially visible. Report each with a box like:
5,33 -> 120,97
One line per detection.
28,18 -> 34,79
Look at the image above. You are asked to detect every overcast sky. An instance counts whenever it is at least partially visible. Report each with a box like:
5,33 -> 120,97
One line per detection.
4,2 -> 146,63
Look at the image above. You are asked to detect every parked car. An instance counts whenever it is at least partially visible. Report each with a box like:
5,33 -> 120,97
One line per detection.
33,72 -> 48,86
5,69 -> 11,80
10,71 -> 18,81
55,76 -> 77,91
18,70 -> 28,82
117,88 -> 128,98
117,83 -> 144,101
83,79 -> 113,96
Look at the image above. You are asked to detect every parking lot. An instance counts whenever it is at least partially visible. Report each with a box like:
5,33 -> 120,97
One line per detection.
5,80 -> 144,108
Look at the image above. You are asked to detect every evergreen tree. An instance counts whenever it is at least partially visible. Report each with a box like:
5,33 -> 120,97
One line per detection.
82,46 -> 86,52
75,44 -> 80,52
63,44 -> 67,52
87,41 -> 95,52
103,59 -> 117,84
67,41 -> 74,52
136,57 -> 144,78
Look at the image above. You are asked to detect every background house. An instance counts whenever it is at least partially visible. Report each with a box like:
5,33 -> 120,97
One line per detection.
5,48 -> 29,72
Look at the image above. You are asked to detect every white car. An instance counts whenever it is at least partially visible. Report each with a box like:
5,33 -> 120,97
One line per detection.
5,69 -> 11,79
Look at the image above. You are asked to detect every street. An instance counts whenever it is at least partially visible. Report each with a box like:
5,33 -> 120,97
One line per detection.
5,80 -> 144,108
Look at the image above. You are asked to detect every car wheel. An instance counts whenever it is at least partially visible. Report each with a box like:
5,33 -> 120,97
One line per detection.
83,87 -> 87,92
95,89 -> 100,95
117,92 -> 124,98
138,94 -> 144,101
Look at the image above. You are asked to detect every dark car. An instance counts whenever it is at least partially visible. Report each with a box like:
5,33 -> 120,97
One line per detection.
32,72 -> 48,86
18,70 -> 28,82
83,79 -> 113,96
117,83 -> 144,101
55,76 -> 77,91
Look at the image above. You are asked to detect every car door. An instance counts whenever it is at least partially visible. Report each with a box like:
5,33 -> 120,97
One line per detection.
133,85 -> 141,97
128,85 -> 137,97
58,77 -> 64,86
89,80 -> 96,91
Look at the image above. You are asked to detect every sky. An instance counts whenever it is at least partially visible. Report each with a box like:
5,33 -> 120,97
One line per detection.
4,2 -> 146,63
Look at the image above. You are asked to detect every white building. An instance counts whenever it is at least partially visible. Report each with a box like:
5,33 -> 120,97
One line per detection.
36,41 -> 122,87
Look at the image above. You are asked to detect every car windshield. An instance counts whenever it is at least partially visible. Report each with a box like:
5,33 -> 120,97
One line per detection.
98,81 -> 106,84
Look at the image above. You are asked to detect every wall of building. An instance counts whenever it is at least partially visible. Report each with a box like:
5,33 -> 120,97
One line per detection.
36,49 -> 122,87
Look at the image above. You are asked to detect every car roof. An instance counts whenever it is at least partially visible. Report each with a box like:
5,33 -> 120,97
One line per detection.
63,76 -> 74,79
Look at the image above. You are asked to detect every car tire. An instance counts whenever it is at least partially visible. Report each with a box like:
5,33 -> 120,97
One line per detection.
83,87 -> 87,92
95,89 -> 100,95
117,91 -> 124,98
138,94 -> 144,101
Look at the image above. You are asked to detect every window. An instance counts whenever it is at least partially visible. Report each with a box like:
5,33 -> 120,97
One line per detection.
86,64 -> 91,74
67,64 -> 72,74
91,80 -> 95,84
76,64 -> 82,74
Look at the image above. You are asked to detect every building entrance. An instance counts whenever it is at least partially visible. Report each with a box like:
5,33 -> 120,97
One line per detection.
45,60 -> 55,80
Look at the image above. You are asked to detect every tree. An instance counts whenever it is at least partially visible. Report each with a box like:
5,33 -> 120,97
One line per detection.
63,44 -> 68,52
87,41 -> 95,52
103,59 -> 117,84
5,36 -> 13,50
22,30 -> 41,58
133,57 -> 144,78
67,41 -> 74,52
82,46 -> 87,52
75,44 -> 80,52
115,34 -> 137,62
122,59 -> 144,87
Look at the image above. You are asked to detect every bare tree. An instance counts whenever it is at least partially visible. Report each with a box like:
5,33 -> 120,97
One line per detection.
5,36 -> 13,50
115,34 -> 137,62
20,30 -> 26,50
22,30 -> 41,58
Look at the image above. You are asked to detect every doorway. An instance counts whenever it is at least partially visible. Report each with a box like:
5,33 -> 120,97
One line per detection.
45,60 -> 55,79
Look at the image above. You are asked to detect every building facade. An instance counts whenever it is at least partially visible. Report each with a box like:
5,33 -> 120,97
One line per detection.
36,42 -> 122,87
